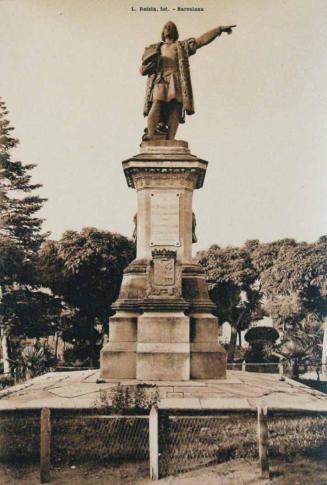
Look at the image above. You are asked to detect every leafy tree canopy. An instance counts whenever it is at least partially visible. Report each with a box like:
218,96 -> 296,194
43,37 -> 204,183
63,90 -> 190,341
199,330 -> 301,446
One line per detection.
40,227 -> 135,321
39,227 -> 135,364
198,243 -> 263,361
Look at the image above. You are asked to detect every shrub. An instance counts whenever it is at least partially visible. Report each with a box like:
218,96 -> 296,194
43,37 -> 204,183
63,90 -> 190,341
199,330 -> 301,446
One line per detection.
9,341 -> 56,382
0,374 -> 14,389
63,345 -> 96,367
97,383 -> 160,414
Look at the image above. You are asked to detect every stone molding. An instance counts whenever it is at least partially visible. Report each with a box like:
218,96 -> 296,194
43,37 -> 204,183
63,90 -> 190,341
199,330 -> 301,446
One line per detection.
125,166 -> 206,190
112,299 -> 143,311
182,263 -> 206,275
141,299 -> 189,311
187,300 -> 216,313
133,170 -> 198,190
114,259 -> 216,313
122,141 -> 208,190
151,248 -> 177,259
140,139 -> 189,153
123,259 -> 147,274
123,260 -> 207,276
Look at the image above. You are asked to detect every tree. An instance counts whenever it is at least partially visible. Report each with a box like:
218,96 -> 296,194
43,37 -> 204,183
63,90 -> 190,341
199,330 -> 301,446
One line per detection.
0,100 -> 47,250
198,243 -> 264,361
0,98 -> 55,373
39,227 -> 135,366
253,237 -> 327,375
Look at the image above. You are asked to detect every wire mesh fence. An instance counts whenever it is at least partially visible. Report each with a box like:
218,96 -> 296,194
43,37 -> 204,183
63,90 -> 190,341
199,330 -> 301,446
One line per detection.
267,413 -> 327,459
226,362 -> 327,377
1,407 -> 327,481
226,362 -> 281,373
51,413 -> 149,465
0,411 -> 40,464
0,409 -> 149,468
243,363 -> 280,373
156,409 -> 327,479
158,412 -> 257,477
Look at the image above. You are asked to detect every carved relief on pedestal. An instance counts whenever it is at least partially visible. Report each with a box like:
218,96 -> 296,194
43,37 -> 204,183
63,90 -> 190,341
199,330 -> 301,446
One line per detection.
146,249 -> 182,298
130,169 -> 204,190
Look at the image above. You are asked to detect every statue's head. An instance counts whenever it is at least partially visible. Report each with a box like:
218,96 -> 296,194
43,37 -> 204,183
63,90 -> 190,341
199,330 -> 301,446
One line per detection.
161,21 -> 179,42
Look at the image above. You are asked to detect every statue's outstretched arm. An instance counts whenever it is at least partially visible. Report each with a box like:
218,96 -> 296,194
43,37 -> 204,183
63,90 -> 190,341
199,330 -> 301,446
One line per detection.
195,25 -> 236,49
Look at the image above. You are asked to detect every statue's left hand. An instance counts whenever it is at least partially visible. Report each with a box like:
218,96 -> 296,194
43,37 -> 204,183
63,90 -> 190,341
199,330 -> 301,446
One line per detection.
220,25 -> 236,35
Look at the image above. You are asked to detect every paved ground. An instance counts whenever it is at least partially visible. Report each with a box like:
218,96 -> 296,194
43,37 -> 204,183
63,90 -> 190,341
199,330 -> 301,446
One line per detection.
1,457 -> 327,484
0,370 -> 327,411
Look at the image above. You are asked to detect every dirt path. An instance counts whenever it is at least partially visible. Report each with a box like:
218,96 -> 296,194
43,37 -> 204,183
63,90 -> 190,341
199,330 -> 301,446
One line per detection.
156,458 -> 327,484
1,458 -> 327,485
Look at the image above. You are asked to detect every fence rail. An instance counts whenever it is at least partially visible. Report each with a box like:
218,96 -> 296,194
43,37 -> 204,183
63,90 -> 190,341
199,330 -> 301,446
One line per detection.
226,362 -> 327,376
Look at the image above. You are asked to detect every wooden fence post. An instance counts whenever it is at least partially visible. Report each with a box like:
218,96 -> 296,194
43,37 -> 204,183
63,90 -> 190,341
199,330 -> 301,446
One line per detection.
257,405 -> 270,479
242,360 -> 246,372
40,407 -> 51,483
149,405 -> 159,481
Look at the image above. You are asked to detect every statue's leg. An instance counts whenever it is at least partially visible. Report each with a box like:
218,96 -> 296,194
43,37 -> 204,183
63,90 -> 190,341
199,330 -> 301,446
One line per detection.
167,101 -> 181,140
147,101 -> 161,138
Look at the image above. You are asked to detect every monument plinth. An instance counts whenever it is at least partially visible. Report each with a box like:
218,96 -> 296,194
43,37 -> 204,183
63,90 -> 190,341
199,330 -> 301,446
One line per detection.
100,140 -> 226,381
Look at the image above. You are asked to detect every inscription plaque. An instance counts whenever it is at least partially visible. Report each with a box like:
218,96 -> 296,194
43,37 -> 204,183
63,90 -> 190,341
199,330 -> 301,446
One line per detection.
150,192 -> 180,246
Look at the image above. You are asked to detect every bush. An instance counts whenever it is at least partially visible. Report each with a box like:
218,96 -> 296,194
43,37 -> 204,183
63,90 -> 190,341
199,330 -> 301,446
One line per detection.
63,345 -> 98,367
0,374 -> 14,389
9,341 -> 56,382
97,383 -> 160,415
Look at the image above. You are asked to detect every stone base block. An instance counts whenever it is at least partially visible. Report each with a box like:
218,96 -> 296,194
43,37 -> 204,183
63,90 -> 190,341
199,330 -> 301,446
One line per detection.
136,311 -> 190,380
190,315 -> 220,342
190,313 -> 227,379
108,312 -> 138,342
100,308 -> 227,380
100,311 -> 138,379
190,343 -> 226,379
137,350 -> 190,381
138,312 -> 189,343
100,342 -> 136,379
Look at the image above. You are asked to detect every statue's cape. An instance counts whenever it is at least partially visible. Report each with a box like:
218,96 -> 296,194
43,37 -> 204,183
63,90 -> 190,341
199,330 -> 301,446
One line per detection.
141,39 -> 197,122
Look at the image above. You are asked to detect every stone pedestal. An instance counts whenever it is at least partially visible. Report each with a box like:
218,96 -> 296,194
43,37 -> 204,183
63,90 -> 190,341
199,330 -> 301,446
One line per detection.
100,140 -> 226,380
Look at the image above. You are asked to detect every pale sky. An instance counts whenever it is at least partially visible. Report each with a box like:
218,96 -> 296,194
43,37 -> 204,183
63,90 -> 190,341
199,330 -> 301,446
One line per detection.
1,0 -> 326,250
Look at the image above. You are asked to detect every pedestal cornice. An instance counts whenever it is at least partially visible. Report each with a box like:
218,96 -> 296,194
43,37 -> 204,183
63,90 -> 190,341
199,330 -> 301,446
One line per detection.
122,140 -> 208,189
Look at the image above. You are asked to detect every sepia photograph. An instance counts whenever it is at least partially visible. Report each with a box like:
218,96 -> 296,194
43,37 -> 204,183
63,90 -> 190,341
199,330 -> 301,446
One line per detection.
0,0 -> 327,483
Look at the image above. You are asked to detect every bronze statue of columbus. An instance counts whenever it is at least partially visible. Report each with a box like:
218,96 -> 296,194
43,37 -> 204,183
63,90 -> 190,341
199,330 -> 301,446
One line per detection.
140,21 -> 236,140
